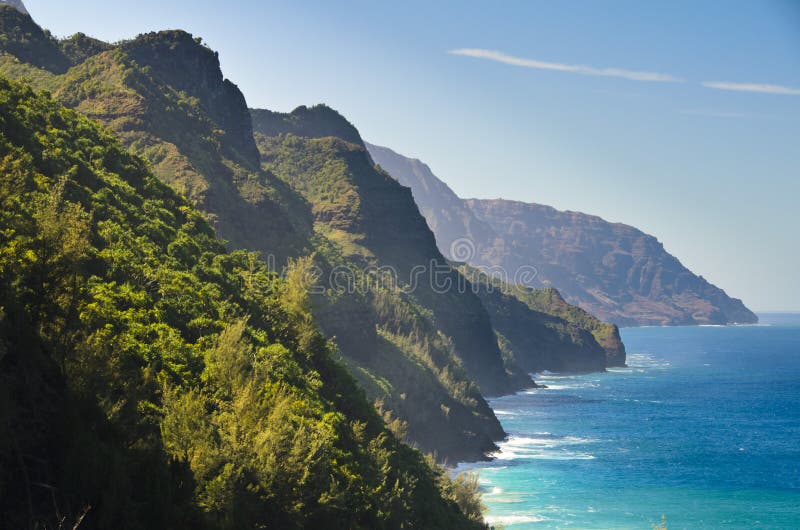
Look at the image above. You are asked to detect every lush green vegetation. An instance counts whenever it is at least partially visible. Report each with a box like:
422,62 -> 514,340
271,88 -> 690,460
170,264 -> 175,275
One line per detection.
512,286 -> 626,365
492,283 -> 625,367
0,6 -> 512,463
458,265 -> 626,371
0,77 -> 488,529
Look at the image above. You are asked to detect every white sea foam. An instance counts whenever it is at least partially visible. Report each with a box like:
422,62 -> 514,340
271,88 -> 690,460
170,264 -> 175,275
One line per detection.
533,384 -> 574,391
526,380 -> 599,392
504,435 -> 592,447
484,514 -> 547,525
626,353 -> 671,370
494,409 -> 515,416
490,434 -> 598,461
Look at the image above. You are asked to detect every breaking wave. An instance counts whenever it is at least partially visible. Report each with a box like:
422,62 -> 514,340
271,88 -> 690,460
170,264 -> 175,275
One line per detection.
490,434 -> 598,461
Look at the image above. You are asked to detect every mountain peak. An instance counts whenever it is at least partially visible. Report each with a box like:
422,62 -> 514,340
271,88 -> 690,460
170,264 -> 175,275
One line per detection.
0,0 -> 28,15
251,104 -> 364,146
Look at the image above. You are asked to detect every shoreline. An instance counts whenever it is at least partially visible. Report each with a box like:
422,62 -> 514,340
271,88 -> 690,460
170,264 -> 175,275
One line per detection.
453,323 -> 800,528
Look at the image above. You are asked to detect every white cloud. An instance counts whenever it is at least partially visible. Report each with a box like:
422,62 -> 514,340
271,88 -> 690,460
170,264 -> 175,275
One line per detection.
448,48 -> 682,83
702,81 -> 800,95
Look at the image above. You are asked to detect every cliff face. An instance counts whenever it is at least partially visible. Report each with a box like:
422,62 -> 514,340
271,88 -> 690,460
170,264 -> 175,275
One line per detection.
467,199 -> 758,327
472,283 -> 608,373
251,106 -> 517,460
367,142 -> 758,327
252,114 -> 524,396
120,31 -> 261,167
526,288 -> 627,368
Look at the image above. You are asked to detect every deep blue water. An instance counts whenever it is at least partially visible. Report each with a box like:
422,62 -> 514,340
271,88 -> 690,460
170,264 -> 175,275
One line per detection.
457,314 -> 800,529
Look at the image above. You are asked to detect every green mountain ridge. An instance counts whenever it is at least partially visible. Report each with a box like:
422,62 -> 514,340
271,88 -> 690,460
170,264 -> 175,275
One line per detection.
0,3 -> 627,483
252,115 -> 521,461
0,7 -> 514,463
0,77 -> 487,529
0,9 -> 312,263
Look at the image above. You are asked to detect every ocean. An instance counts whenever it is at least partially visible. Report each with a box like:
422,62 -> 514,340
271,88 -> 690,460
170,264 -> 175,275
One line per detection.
457,314 -> 800,529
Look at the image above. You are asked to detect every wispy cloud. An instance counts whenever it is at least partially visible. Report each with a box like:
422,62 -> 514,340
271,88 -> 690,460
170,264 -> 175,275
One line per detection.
449,48 -> 800,98
702,81 -> 800,96
679,109 -> 772,119
448,48 -> 682,83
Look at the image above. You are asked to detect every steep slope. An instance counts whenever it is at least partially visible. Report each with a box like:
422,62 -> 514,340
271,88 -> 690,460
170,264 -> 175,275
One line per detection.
253,108 -> 527,396
365,142 -> 499,258
0,7 -> 311,263
0,77 -> 487,530
250,107 -> 526,461
367,142 -> 625,366
366,142 -> 757,327
307,233 -> 506,463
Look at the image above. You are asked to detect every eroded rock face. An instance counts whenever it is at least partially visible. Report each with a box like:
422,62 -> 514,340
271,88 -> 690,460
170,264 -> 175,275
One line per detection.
466,199 -> 758,327
367,142 -> 758,327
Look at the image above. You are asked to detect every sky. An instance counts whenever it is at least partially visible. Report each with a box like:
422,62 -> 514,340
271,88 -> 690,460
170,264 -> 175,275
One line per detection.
22,0 -> 800,311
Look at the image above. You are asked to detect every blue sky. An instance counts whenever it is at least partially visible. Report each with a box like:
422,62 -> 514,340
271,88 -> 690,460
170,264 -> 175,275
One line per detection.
25,0 -> 800,310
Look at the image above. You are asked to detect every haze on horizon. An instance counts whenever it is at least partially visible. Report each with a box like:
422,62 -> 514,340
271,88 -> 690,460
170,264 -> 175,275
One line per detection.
22,0 -> 800,311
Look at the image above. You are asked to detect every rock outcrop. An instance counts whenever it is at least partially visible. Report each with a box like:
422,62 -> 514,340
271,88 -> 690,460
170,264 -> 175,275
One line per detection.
0,0 -> 27,15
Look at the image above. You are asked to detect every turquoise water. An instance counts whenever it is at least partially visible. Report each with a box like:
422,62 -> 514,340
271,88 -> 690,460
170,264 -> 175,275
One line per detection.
458,314 -> 800,529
